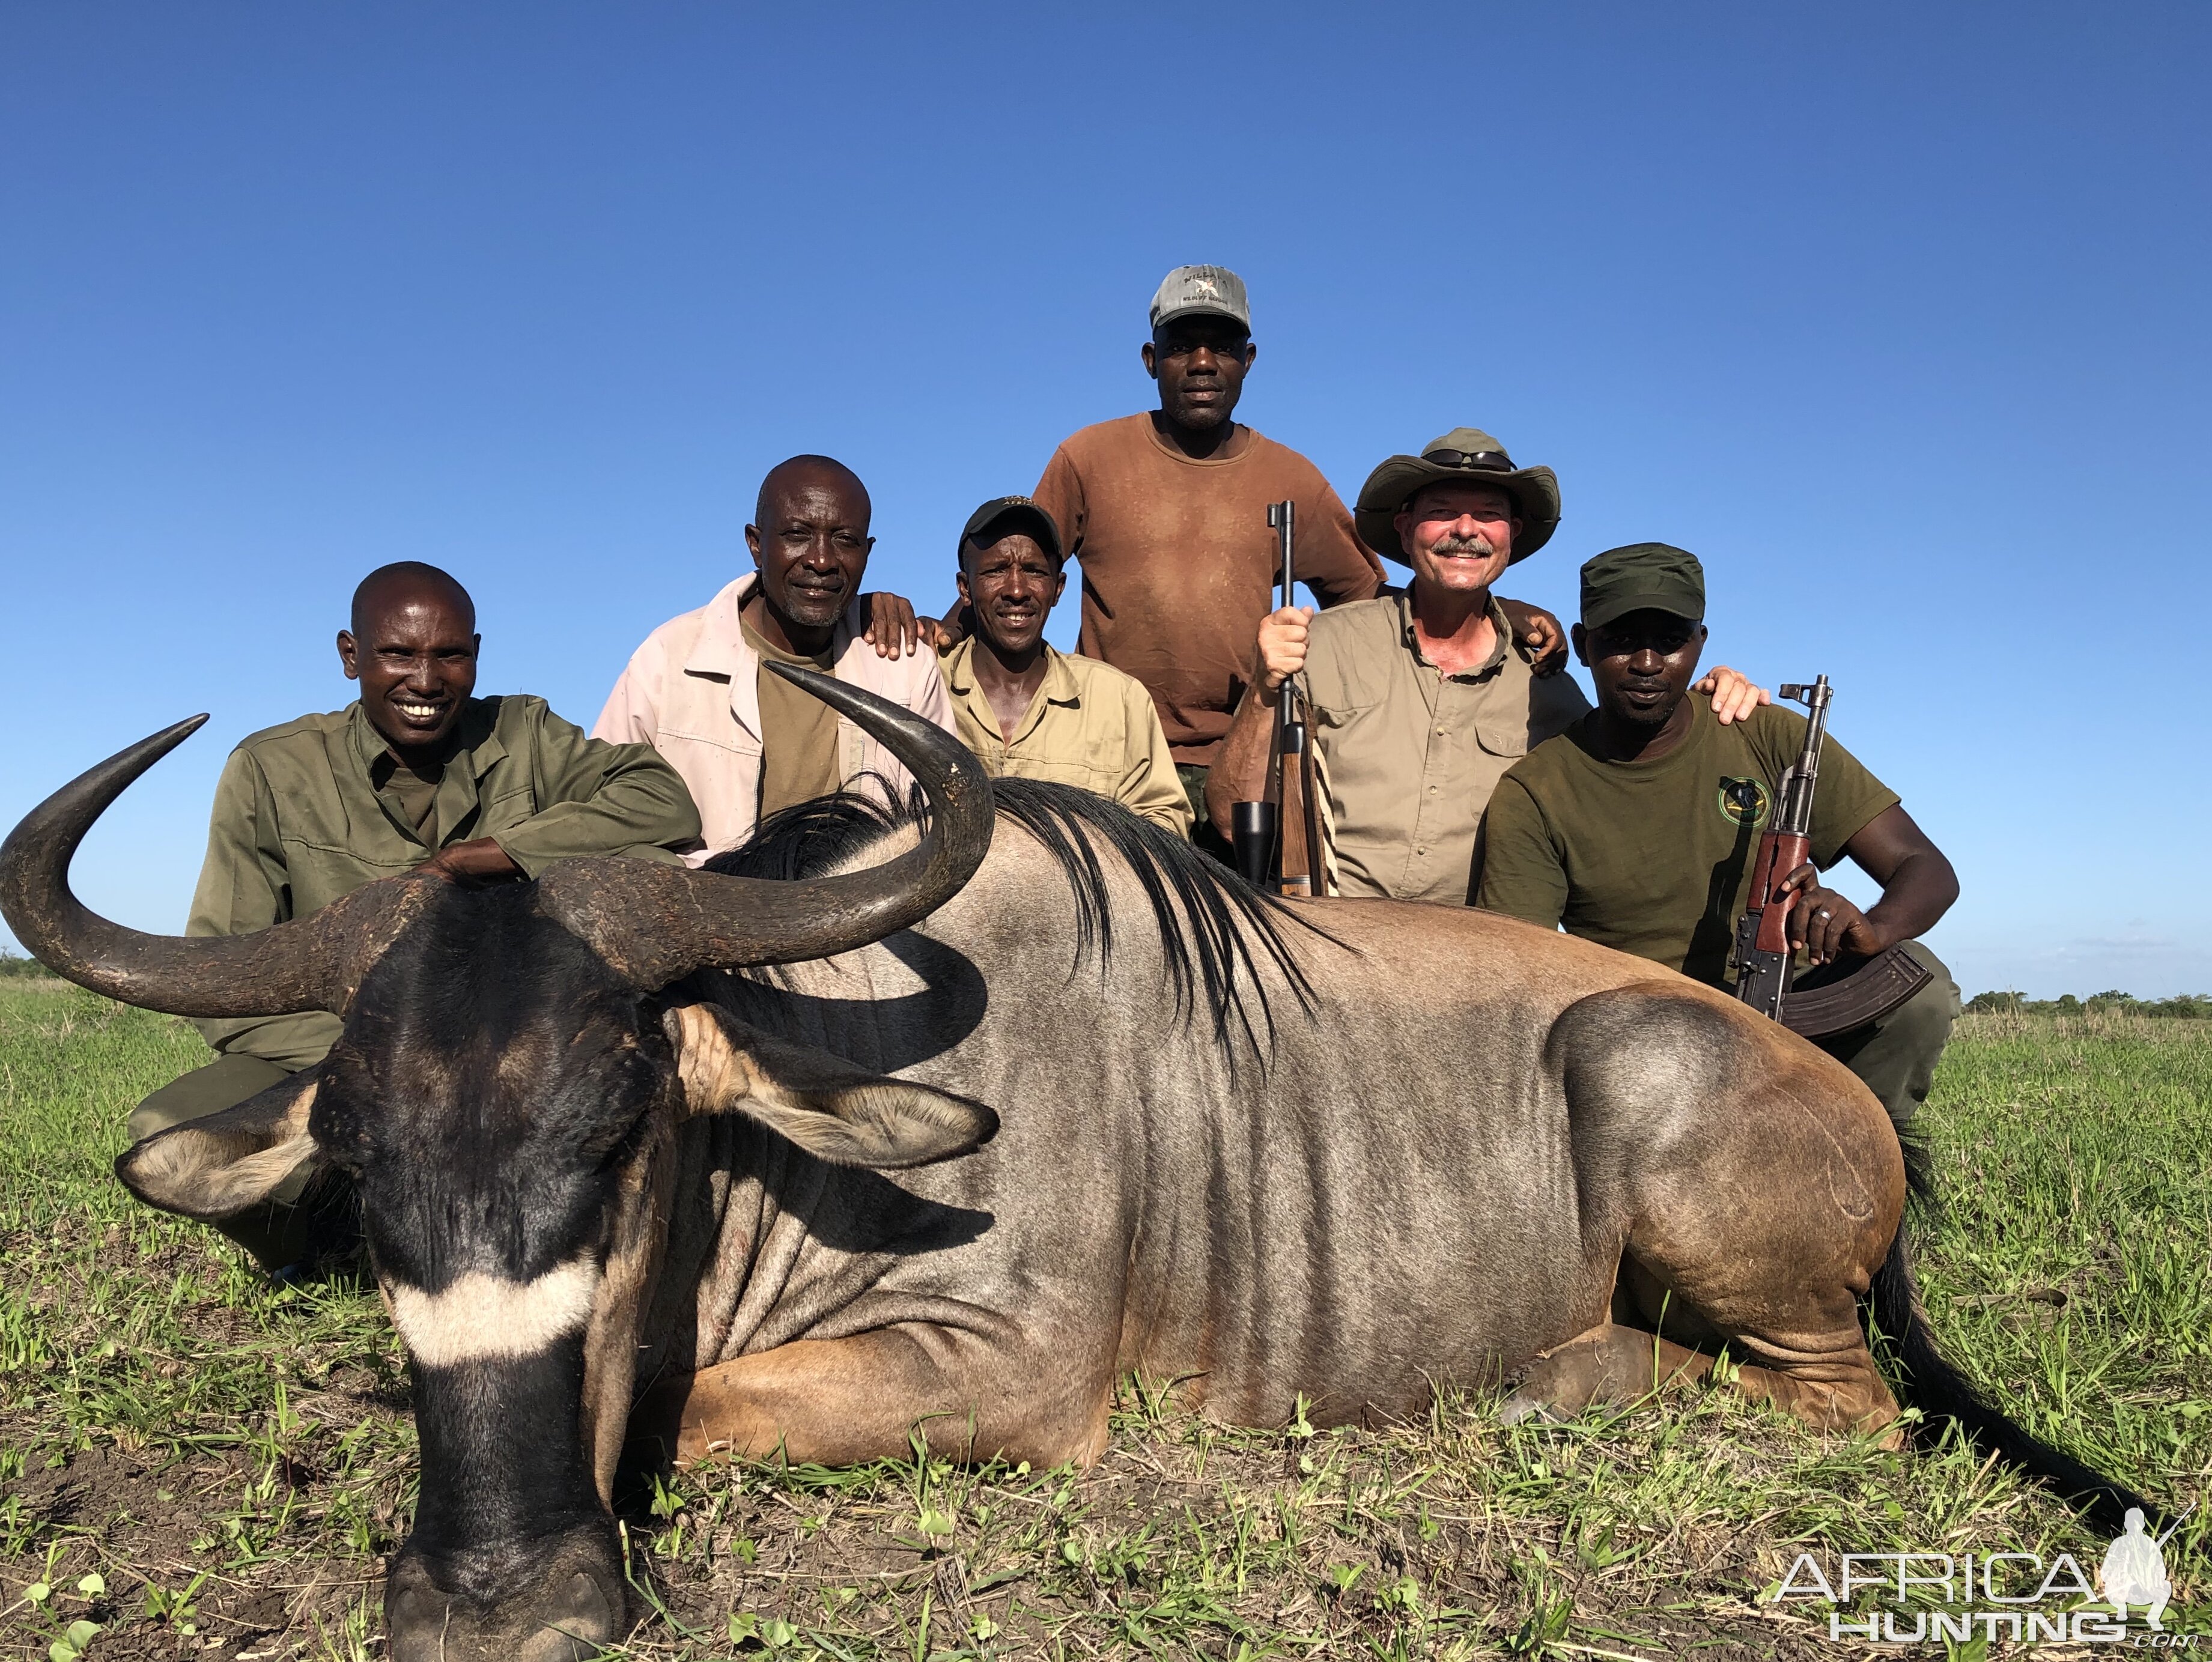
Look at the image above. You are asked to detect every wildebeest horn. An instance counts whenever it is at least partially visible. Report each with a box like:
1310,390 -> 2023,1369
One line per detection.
538,666 -> 995,985
0,716 -> 428,1018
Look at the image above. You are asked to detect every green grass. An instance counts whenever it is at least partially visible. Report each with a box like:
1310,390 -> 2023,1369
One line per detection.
1,984 -> 2206,1659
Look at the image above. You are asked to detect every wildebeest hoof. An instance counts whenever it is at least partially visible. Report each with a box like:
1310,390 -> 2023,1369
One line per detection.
1497,1388 -> 1573,1427
1499,1324 -> 1701,1425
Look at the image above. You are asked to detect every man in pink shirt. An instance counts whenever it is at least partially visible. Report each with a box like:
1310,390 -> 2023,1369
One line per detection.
594,455 -> 958,864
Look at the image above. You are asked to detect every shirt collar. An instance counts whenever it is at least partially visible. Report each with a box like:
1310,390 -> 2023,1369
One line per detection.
943,639 -> 1080,705
347,699 -> 502,783
684,574 -> 762,680
685,572 -> 857,681
1039,643 -> 1082,707
1394,587 -> 1515,680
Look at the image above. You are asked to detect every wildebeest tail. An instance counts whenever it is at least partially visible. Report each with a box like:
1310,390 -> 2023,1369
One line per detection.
1871,1134 -> 2154,1532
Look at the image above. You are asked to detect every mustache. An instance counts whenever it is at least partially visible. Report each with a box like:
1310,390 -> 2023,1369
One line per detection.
1430,535 -> 1496,557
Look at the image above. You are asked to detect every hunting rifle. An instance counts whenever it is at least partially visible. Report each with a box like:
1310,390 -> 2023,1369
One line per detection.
1733,675 -> 1933,1039
1230,502 -> 1320,897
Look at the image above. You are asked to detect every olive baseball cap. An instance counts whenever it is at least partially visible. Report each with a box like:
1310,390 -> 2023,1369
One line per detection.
1579,542 -> 1706,629
1353,427 -> 1561,566
1149,265 -> 1251,332
959,496 -> 1063,565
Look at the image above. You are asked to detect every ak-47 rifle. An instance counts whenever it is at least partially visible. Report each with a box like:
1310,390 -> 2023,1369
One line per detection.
1733,676 -> 1932,1038
1230,501 -> 1321,897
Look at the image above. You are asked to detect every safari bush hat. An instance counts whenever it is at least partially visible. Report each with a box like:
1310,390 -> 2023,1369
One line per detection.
1354,427 -> 1561,566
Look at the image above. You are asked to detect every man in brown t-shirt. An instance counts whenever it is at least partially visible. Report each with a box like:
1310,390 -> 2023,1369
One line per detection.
1025,266 -> 1561,844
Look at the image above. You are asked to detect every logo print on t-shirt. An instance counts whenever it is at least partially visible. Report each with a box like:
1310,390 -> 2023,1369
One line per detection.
1717,776 -> 1772,829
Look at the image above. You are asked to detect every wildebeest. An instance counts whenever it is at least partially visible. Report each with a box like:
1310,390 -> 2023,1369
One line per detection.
1,669 -> 2145,1661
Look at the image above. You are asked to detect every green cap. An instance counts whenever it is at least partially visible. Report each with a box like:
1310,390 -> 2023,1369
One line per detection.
1579,542 -> 1706,629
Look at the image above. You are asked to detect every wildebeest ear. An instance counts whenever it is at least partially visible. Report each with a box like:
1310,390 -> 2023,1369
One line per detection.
116,1069 -> 323,1219
664,1004 -> 997,1169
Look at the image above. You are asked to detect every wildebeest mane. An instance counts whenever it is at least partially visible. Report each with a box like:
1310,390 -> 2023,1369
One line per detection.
708,779 -> 1325,1062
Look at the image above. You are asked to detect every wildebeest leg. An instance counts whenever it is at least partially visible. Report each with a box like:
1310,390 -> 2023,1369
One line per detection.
1499,1323 -> 1713,1423
1499,1318 -> 1900,1446
1544,986 -> 1907,1445
1612,1114 -> 1904,1441
631,1325 -> 1110,1470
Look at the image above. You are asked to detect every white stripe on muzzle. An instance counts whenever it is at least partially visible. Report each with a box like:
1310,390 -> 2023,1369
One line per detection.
386,1257 -> 601,1368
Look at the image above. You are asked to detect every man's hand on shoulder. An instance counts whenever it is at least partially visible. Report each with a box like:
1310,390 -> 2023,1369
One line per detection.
1695,665 -> 1771,725
860,592 -> 953,660
416,838 -> 523,884
1498,599 -> 1569,678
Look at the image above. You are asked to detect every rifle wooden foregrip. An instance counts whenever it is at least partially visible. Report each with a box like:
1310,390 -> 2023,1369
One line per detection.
1748,831 -> 1811,955
1277,720 -> 1312,897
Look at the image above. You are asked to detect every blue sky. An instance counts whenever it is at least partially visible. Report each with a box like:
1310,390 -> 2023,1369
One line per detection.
2,4 -> 2205,996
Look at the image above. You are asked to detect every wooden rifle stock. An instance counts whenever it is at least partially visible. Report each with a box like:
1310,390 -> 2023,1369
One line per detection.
1276,691 -> 1313,898
1733,676 -> 1930,1036
1745,829 -> 1812,957
1733,677 -> 1829,1022
1232,502 -> 1322,895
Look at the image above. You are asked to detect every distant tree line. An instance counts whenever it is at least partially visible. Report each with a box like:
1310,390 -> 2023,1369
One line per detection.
1966,989 -> 2212,1019
8,944 -> 2211,1017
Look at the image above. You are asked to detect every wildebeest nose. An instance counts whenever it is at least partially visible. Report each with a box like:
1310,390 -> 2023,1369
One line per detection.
386,1551 -> 624,1662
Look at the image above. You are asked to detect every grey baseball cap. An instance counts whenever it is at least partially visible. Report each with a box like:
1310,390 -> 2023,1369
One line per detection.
1149,265 -> 1251,332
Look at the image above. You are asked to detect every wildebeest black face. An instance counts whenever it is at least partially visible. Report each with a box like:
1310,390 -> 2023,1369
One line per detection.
118,887 -> 663,1657
2,682 -> 998,1662
112,882 -> 997,1661
329,892 -> 660,1659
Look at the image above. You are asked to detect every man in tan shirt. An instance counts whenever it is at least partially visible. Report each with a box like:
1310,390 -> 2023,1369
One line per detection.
916,267 -> 1563,851
936,497 -> 1190,836
1208,429 -> 1766,903
595,455 -> 959,862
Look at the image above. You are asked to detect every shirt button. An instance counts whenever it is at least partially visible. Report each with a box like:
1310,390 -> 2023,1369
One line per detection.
1416,846 -> 1428,855
1428,785 -> 1439,793
1436,728 -> 1447,736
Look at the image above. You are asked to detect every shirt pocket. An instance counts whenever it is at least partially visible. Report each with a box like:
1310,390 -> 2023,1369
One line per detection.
1474,711 -> 1533,759
1306,669 -> 1382,728
480,784 -> 538,831
659,725 -> 762,759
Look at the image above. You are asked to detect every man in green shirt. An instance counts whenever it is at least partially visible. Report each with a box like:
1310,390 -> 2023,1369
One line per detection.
1475,542 -> 1961,1129
131,561 -> 701,1271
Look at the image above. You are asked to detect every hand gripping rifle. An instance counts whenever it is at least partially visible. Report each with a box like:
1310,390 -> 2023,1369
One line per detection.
1733,676 -> 1933,1039
1230,502 -> 1320,897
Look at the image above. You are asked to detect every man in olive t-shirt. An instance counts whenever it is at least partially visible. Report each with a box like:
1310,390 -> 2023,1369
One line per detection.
1477,543 -> 1962,1129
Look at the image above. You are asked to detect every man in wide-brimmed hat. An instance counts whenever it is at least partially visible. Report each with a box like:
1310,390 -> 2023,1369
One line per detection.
937,269 -> 1566,860
1206,428 -> 1765,903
